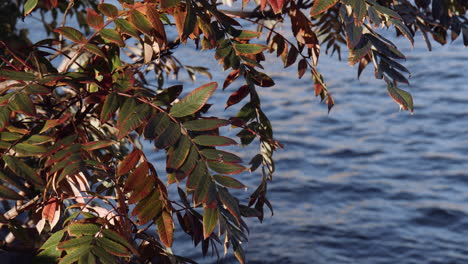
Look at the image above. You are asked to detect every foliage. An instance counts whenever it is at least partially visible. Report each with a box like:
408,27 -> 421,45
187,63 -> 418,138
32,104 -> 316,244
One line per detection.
0,0 -> 466,263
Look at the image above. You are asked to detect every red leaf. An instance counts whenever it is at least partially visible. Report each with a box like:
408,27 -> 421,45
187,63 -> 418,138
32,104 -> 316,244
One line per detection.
225,85 -> 250,109
326,93 -> 334,113
267,0 -> 286,14
42,197 -> 58,223
87,8 -> 104,30
223,69 -> 240,90
117,149 -> 141,176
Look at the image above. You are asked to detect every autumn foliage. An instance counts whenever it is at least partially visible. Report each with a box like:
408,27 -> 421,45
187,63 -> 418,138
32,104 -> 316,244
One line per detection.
0,0 -> 466,263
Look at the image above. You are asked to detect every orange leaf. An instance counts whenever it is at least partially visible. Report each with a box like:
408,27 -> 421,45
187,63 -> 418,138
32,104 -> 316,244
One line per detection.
156,211 -> 174,248
117,149 -> 141,176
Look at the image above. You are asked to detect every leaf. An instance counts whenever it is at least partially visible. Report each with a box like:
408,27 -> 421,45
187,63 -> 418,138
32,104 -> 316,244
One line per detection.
24,0 -> 38,16
100,29 -> 125,47
233,43 -> 267,55
102,229 -> 135,254
13,143 -> 47,156
100,93 -> 119,123
3,155 -> 43,186
124,161 -> 149,192
0,185 -> 24,200
96,237 -> 129,257
218,187 -> 241,222
167,136 -> 190,169
59,246 -> 91,264
372,3 -> 401,19
117,149 -> 141,176
115,18 -> 141,39
207,161 -> 247,175
200,149 -> 242,163
82,140 -> 116,151
98,3 -> 119,18
83,44 -> 105,58
203,206 -> 219,239
183,118 -> 229,131
226,85 -> 250,109
310,0 -> 339,16
58,236 -> 94,250
54,27 -> 86,44
160,0 -> 181,8
213,174 -> 246,189
68,223 -> 100,236
117,99 -> 152,139
193,135 -> 237,146
155,121 -> 181,149
297,58 -> 308,79
42,198 -> 58,223
130,9 -> 153,35
9,92 -> 36,116
387,80 -> 413,113
223,69 -> 240,90
87,8 -> 104,30
231,30 -> 262,40
156,211 -> 174,248
0,70 -> 36,81
41,230 -> 65,249
24,84 -> 50,94
40,113 -> 71,133
182,1 -> 196,41
170,82 -> 217,118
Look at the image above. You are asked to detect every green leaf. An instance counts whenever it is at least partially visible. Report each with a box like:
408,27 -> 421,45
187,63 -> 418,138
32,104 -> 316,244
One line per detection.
155,121 -> 181,149
233,43 -> 267,55
183,118 -> 229,131
193,135 -> 237,146
98,3 -> 119,18
23,0 -> 38,16
200,149 -> 242,163
170,82 -> 217,118
82,140 -> 116,151
100,29 -> 125,47
100,93 -> 119,123
83,44 -> 105,58
310,0 -> 339,16
102,229 -> 135,253
0,70 -> 36,81
144,112 -> 170,139
213,174 -> 246,189
0,185 -> 24,200
54,27 -> 86,44
130,9 -> 153,35
218,187 -> 241,222
387,80 -> 413,114
90,247 -> 115,264
117,98 -> 152,139
59,246 -> 91,264
0,106 -> 11,130
68,223 -> 100,236
207,161 -> 247,175
41,230 -> 65,250
160,0 -> 181,8
9,92 -> 36,116
203,206 -> 219,239
3,155 -> 43,186
182,1 -> 196,41
13,143 -> 47,156
58,236 -> 94,250
115,18 -> 141,39
231,30 -> 261,40
153,85 -> 183,106
24,84 -> 50,94
167,135 -> 190,169
96,237 -> 129,257
371,2 -> 401,19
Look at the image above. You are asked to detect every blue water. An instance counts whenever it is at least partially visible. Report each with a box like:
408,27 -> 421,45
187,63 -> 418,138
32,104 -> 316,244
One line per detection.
20,13 -> 468,263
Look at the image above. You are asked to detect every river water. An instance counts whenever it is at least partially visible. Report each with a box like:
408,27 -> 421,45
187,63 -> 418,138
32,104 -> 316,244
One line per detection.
21,13 -> 468,263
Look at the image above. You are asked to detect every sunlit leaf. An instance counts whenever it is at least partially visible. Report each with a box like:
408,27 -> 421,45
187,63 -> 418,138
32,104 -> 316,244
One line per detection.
54,27 -> 86,44
59,245 -> 91,264
156,211 -> 174,248
115,18 -> 141,39
98,3 -> 119,18
207,161 -> 247,175
167,136 -> 190,169
83,44 -> 105,58
203,205 -> 219,239
130,9 -> 152,35
87,8 -> 104,30
213,174 -> 246,189
82,140 -> 116,151
23,0 -> 38,16
193,135 -> 237,146
183,118 -> 229,131
310,0 -> 339,16
170,82 -> 217,118
387,80 -> 413,113
117,149 -> 141,176
96,237 -> 129,257
233,43 -> 267,55
58,236 -> 94,250
226,85 -> 250,109
0,70 -> 36,81
68,223 -> 100,236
